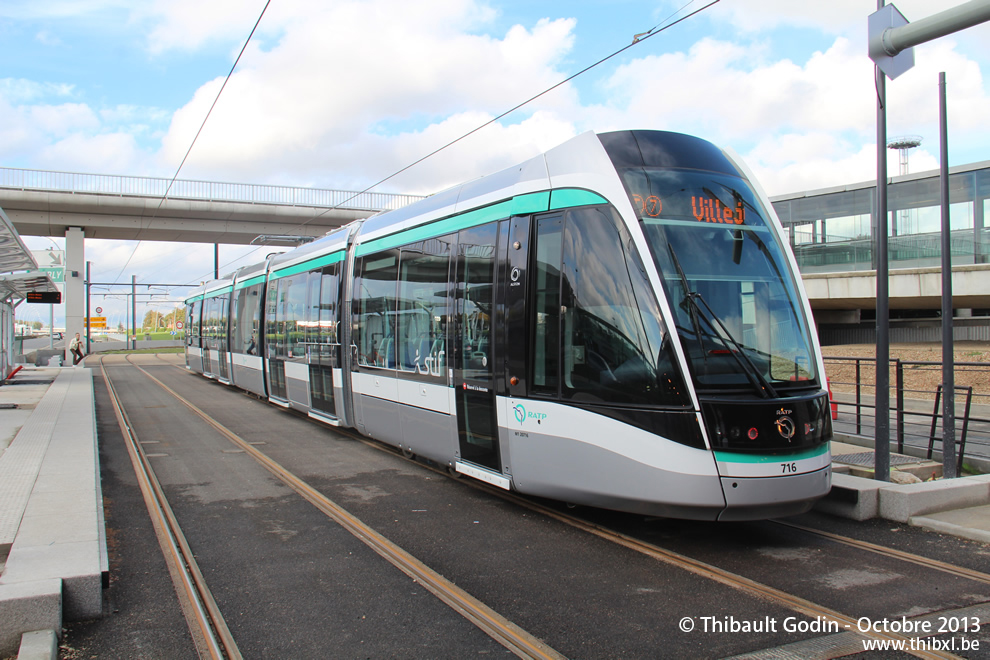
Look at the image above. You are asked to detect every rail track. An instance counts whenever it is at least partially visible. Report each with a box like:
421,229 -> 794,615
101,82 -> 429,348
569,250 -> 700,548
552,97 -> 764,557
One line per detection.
105,352 -> 990,659
98,354 -> 241,660
104,354 -> 563,660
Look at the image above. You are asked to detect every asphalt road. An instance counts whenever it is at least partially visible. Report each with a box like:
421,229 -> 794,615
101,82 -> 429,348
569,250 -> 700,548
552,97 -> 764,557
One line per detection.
65,354 -> 990,659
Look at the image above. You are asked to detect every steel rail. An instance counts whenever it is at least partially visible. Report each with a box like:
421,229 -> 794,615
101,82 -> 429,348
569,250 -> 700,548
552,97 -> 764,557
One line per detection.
297,423 -> 965,660
99,355 -> 242,660
771,519 -> 990,586
135,356 -> 564,660
467,487 -> 962,660
330,431 -> 966,660
159,354 -> 964,659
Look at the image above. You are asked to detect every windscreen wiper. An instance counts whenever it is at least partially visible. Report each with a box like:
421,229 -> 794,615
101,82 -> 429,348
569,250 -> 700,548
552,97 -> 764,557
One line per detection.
667,244 -> 778,399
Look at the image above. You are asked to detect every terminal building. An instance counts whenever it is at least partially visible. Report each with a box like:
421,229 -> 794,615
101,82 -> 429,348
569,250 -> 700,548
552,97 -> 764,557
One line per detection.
770,160 -> 990,344
1,160 -> 989,354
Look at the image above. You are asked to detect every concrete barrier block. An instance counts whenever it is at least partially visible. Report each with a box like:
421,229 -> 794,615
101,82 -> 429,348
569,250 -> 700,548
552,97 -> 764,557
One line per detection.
18,629 -> 58,660
814,473 -> 884,520
0,579 -> 61,657
878,475 -> 990,523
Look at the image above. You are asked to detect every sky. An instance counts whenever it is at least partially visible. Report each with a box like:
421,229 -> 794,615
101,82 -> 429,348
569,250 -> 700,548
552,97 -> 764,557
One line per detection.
3,0 -> 990,329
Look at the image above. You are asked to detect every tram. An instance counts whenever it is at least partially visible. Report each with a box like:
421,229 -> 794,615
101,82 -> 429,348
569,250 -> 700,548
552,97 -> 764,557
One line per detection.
184,130 -> 832,521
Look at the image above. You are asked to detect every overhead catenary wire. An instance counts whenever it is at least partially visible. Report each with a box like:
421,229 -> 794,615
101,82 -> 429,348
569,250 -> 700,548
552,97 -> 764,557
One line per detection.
164,0 -> 721,288
111,0 -> 273,286
285,0 -> 719,234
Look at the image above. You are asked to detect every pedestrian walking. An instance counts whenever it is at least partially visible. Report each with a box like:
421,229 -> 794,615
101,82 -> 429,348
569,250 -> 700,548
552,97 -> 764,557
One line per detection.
69,332 -> 85,365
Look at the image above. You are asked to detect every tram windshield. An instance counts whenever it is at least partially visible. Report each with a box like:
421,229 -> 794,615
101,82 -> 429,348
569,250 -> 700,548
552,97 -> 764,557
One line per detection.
623,168 -> 819,394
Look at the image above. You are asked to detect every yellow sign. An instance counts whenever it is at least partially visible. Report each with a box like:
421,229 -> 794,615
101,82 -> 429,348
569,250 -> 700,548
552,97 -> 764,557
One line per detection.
85,317 -> 107,328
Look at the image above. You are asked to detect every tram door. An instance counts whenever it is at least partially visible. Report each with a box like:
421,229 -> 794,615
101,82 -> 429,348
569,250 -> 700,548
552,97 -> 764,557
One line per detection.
217,295 -> 230,382
453,222 -> 503,473
308,264 -> 339,419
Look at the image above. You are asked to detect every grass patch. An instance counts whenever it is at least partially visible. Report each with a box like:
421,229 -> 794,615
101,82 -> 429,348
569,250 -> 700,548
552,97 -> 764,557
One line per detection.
138,331 -> 185,340
94,347 -> 184,355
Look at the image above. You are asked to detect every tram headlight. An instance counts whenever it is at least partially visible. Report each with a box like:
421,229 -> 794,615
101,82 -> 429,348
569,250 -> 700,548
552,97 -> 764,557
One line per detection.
747,427 -> 759,440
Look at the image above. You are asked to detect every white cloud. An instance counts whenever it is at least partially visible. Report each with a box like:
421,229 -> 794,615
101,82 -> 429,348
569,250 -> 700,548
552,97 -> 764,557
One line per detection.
0,1 -> 132,20
138,0 -> 267,54
35,132 -> 145,173
700,0 -> 990,37
0,78 -> 74,103
603,37 -> 875,142
157,1 -> 580,192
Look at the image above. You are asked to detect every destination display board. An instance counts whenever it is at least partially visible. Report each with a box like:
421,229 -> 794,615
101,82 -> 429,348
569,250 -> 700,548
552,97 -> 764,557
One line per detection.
26,291 -> 62,304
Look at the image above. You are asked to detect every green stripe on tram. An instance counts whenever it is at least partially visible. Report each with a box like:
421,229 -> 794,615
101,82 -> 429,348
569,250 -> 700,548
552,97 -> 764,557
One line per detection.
234,274 -> 266,290
185,294 -> 205,304
714,444 -> 828,464
270,250 -> 345,281
205,285 -> 233,297
356,188 -> 605,257
549,189 -> 607,210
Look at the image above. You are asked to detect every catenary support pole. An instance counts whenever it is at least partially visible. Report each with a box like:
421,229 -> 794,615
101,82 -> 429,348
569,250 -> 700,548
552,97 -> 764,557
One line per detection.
940,72 -> 958,478
131,274 -> 136,351
874,0 -> 891,482
85,261 -> 91,354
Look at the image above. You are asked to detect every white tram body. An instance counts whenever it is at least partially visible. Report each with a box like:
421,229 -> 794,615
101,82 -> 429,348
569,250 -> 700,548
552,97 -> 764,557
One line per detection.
184,130 -> 832,521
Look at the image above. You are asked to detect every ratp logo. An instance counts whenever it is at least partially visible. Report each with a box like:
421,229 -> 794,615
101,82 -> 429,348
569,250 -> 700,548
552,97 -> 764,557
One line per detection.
513,403 -> 548,425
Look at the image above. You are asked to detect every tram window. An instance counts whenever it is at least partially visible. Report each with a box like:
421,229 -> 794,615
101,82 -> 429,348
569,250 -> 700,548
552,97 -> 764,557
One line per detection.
305,270 -> 322,349
230,294 -> 239,348
219,295 -> 229,346
532,215 -> 562,395
396,237 -> 451,380
232,283 -> 263,355
319,263 -> 339,345
203,297 -> 216,339
455,224 -> 497,377
265,280 -> 281,359
280,273 -> 309,360
560,206 -> 685,405
187,301 -> 200,346
353,251 -> 399,369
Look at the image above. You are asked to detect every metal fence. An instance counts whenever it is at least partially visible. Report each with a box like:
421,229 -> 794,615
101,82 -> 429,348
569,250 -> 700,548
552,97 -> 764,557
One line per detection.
824,356 -> 990,472
0,166 -> 425,212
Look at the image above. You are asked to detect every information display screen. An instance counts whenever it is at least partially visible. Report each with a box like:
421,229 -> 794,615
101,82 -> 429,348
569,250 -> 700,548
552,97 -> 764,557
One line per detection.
26,291 -> 62,304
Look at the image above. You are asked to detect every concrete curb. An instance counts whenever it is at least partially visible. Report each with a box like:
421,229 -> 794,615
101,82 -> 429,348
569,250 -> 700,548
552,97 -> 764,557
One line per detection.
17,629 -> 58,660
0,580 -> 61,657
0,368 -> 104,658
814,473 -> 884,521
878,474 -> 990,523
910,512 -> 990,544
815,470 -> 990,528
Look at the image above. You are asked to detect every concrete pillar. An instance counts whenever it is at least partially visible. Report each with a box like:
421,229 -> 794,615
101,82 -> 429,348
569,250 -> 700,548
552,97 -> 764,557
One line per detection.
64,227 -> 84,360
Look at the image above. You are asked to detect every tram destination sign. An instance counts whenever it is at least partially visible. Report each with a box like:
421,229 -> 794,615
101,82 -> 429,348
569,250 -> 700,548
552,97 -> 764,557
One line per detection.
26,291 -> 62,304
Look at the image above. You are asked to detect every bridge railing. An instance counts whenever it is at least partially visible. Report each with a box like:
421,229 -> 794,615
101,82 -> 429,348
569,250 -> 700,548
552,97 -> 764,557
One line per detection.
824,355 -> 990,473
0,166 -> 424,212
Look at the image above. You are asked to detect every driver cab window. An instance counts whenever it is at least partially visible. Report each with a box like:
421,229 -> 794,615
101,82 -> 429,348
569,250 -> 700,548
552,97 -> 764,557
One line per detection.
531,205 -> 687,406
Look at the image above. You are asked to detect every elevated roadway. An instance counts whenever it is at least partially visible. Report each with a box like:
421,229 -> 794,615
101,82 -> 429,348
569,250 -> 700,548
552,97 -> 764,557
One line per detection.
0,167 -> 425,245
804,263 -> 990,310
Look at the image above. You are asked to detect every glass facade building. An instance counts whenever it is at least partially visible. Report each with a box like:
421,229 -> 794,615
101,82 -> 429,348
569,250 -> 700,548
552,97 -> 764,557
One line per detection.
770,161 -> 990,274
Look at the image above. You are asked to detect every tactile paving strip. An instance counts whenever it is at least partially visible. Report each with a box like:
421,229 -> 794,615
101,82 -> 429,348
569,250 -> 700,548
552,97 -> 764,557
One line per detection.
832,451 -> 923,467
0,374 -> 68,544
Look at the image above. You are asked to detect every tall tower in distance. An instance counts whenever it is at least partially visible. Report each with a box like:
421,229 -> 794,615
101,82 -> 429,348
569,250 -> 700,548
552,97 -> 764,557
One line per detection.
887,135 -> 923,175
887,136 -> 923,235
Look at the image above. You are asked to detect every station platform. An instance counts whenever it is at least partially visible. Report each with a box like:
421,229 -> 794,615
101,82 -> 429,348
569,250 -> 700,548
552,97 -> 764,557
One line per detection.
0,364 -> 105,659
0,362 -> 987,658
